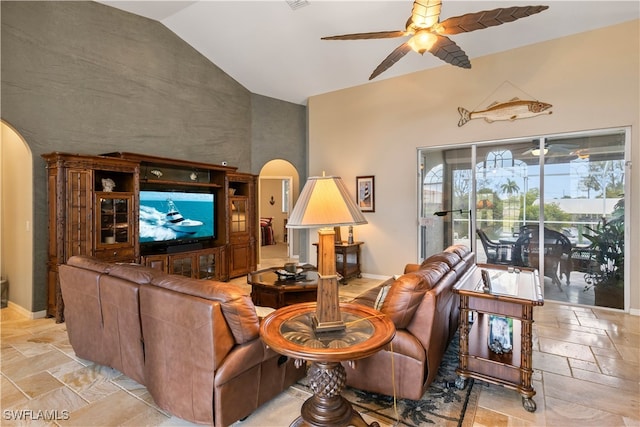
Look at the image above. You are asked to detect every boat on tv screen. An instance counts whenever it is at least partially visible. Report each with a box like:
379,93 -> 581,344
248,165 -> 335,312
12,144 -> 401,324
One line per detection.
139,190 -> 214,243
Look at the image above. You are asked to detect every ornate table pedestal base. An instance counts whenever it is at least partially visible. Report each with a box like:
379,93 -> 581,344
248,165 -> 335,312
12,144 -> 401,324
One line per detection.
291,361 -> 379,427
259,303 -> 395,427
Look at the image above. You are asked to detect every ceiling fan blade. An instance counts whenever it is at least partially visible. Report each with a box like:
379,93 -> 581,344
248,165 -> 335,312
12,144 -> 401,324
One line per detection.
428,35 -> 471,69
369,42 -> 412,80
409,0 -> 442,30
322,30 -> 407,41
438,5 -> 549,35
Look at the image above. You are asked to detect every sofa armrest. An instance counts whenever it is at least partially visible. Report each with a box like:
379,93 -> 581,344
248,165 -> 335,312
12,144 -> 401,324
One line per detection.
404,264 -> 420,274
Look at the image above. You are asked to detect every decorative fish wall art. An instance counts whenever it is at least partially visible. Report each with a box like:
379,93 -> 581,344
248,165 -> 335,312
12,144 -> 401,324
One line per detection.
458,98 -> 552,127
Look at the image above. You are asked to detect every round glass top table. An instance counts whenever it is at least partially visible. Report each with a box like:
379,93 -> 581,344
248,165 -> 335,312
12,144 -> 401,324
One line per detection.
260,302 -> 395,427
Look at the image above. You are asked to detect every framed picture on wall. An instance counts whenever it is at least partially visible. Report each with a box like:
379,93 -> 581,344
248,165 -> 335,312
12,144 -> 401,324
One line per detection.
356,175 -> 375,212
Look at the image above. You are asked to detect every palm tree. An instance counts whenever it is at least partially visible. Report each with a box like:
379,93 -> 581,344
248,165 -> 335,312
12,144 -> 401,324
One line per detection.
500,179 -> 520,227
500,179 -> 520,196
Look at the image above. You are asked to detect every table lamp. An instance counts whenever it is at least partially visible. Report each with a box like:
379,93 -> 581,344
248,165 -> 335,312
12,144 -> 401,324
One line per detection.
287,174 -> 367,332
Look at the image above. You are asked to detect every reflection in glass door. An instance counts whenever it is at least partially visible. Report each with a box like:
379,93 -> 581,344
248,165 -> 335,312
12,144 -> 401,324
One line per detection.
540,132 -> 626,309
475,141 -> 538,268
419,147 -> 472,259
418,128 -> 628,310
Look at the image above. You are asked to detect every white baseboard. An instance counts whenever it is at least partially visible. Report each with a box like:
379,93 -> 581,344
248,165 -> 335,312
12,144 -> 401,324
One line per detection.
7,301 -> 47,319
360,273 -> 392,281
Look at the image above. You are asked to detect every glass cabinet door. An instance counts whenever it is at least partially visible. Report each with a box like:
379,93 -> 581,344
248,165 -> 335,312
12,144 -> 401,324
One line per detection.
97,193 -> 132,246
171,255 -> 194,277
230,197 -> 248,234
198,252 -> 217,279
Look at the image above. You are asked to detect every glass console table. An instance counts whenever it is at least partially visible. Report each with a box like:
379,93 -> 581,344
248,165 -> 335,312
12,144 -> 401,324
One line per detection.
260,302 -> 395,427
453,264 -> 543,412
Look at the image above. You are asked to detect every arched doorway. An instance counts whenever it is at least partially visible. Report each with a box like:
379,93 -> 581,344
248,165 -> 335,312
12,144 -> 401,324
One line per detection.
258,160 -> 299,267
1,121 -> 35,315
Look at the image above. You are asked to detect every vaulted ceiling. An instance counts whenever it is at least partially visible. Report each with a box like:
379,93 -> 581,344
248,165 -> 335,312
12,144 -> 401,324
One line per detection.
99,1 -> 639,105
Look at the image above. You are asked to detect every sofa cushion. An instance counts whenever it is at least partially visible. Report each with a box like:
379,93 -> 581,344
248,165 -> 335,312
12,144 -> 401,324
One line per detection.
424,251 -> 471,276
381,261 -> 451,329
380,274 -> 425,329
151,275 -> 259,344
421,252 -> 461,270
415,261 -> 451,288
219,294 -> 261,344
108,263 -> 165,285
445,244 -> 471,259
374,281 -> 392,311
66,255 -> 112,273
403,264 -> 420,274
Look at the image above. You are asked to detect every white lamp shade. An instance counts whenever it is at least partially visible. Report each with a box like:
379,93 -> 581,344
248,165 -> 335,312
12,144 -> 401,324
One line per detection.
287,175 -> 368,228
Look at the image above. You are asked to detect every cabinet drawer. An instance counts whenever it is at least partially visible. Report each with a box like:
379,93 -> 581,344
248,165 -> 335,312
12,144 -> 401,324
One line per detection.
94,247 -> 135,262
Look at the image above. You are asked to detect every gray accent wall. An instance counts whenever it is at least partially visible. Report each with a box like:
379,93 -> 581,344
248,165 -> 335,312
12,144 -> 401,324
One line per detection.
251,93 -> 309,259
251,93 -> 307,177
1,1 -> 306,312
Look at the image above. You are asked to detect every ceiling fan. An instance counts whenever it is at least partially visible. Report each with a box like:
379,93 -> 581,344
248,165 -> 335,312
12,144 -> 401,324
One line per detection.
322,1 -> 549,80
521,141 -> 577,157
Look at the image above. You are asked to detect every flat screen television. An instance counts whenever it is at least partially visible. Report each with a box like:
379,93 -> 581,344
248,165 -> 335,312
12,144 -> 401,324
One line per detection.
139,190 -> 215,245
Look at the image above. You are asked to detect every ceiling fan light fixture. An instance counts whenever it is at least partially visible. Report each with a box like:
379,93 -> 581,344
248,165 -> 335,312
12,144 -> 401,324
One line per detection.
531,147 -> 548,156
576,150 -> 590,159
322,1 -> 549,79
408,30 -> 437,54
409,1 -> 441,28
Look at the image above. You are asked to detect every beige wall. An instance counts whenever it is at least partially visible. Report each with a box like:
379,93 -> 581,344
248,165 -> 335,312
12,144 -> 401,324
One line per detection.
260,179 -> 287,242
308,20 -> 639,312
1,122 -> 34,314
259,159 -> 300,257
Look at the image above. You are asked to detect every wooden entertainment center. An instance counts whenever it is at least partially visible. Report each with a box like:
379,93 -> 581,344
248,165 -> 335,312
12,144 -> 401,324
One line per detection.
43,152 -> 257,321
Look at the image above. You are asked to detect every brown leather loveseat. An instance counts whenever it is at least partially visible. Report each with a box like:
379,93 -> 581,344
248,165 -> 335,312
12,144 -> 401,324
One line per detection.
58,255 -> 304,426
344,244 -> 474,400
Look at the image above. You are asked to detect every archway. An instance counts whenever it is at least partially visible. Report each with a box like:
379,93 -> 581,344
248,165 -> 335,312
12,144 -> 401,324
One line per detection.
1,121 -> 35,315
258,159 -> 300,267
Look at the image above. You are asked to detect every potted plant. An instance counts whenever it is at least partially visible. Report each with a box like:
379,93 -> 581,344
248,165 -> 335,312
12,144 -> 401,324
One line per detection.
583,199 -> 624,309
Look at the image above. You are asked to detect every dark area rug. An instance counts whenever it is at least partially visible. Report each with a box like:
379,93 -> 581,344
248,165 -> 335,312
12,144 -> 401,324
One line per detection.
295,336 -> 479,427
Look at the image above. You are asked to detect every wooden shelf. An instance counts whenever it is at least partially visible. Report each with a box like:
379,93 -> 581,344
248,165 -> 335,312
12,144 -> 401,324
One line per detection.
466,314 -> 523,385
139,178 -> 222,188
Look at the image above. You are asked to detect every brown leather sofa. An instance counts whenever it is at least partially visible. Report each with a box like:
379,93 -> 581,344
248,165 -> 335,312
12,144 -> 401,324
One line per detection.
344,244 -> 474,400
58,255 -> 304,426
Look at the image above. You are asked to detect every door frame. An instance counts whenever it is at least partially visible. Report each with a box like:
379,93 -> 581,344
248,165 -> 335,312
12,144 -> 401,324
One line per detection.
259,176 -> 294,259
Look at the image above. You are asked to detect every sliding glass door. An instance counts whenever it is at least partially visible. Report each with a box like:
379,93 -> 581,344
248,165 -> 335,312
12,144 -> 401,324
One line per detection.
419,147 -> 473,259
418,128 -> 628,310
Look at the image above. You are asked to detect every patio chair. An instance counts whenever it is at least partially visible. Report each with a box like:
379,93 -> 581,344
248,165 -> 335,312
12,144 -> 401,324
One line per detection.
514,226 -> 572,288
477,229 -> 514,265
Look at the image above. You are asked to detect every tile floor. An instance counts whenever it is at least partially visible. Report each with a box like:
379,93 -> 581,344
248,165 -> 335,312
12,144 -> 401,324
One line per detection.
1,274 -> 638,426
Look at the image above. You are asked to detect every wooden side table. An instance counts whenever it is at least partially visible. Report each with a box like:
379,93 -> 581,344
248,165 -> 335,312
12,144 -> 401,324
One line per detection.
314,241 -> 363,283
453,264 -> 543,412
260,302 -> 395,427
